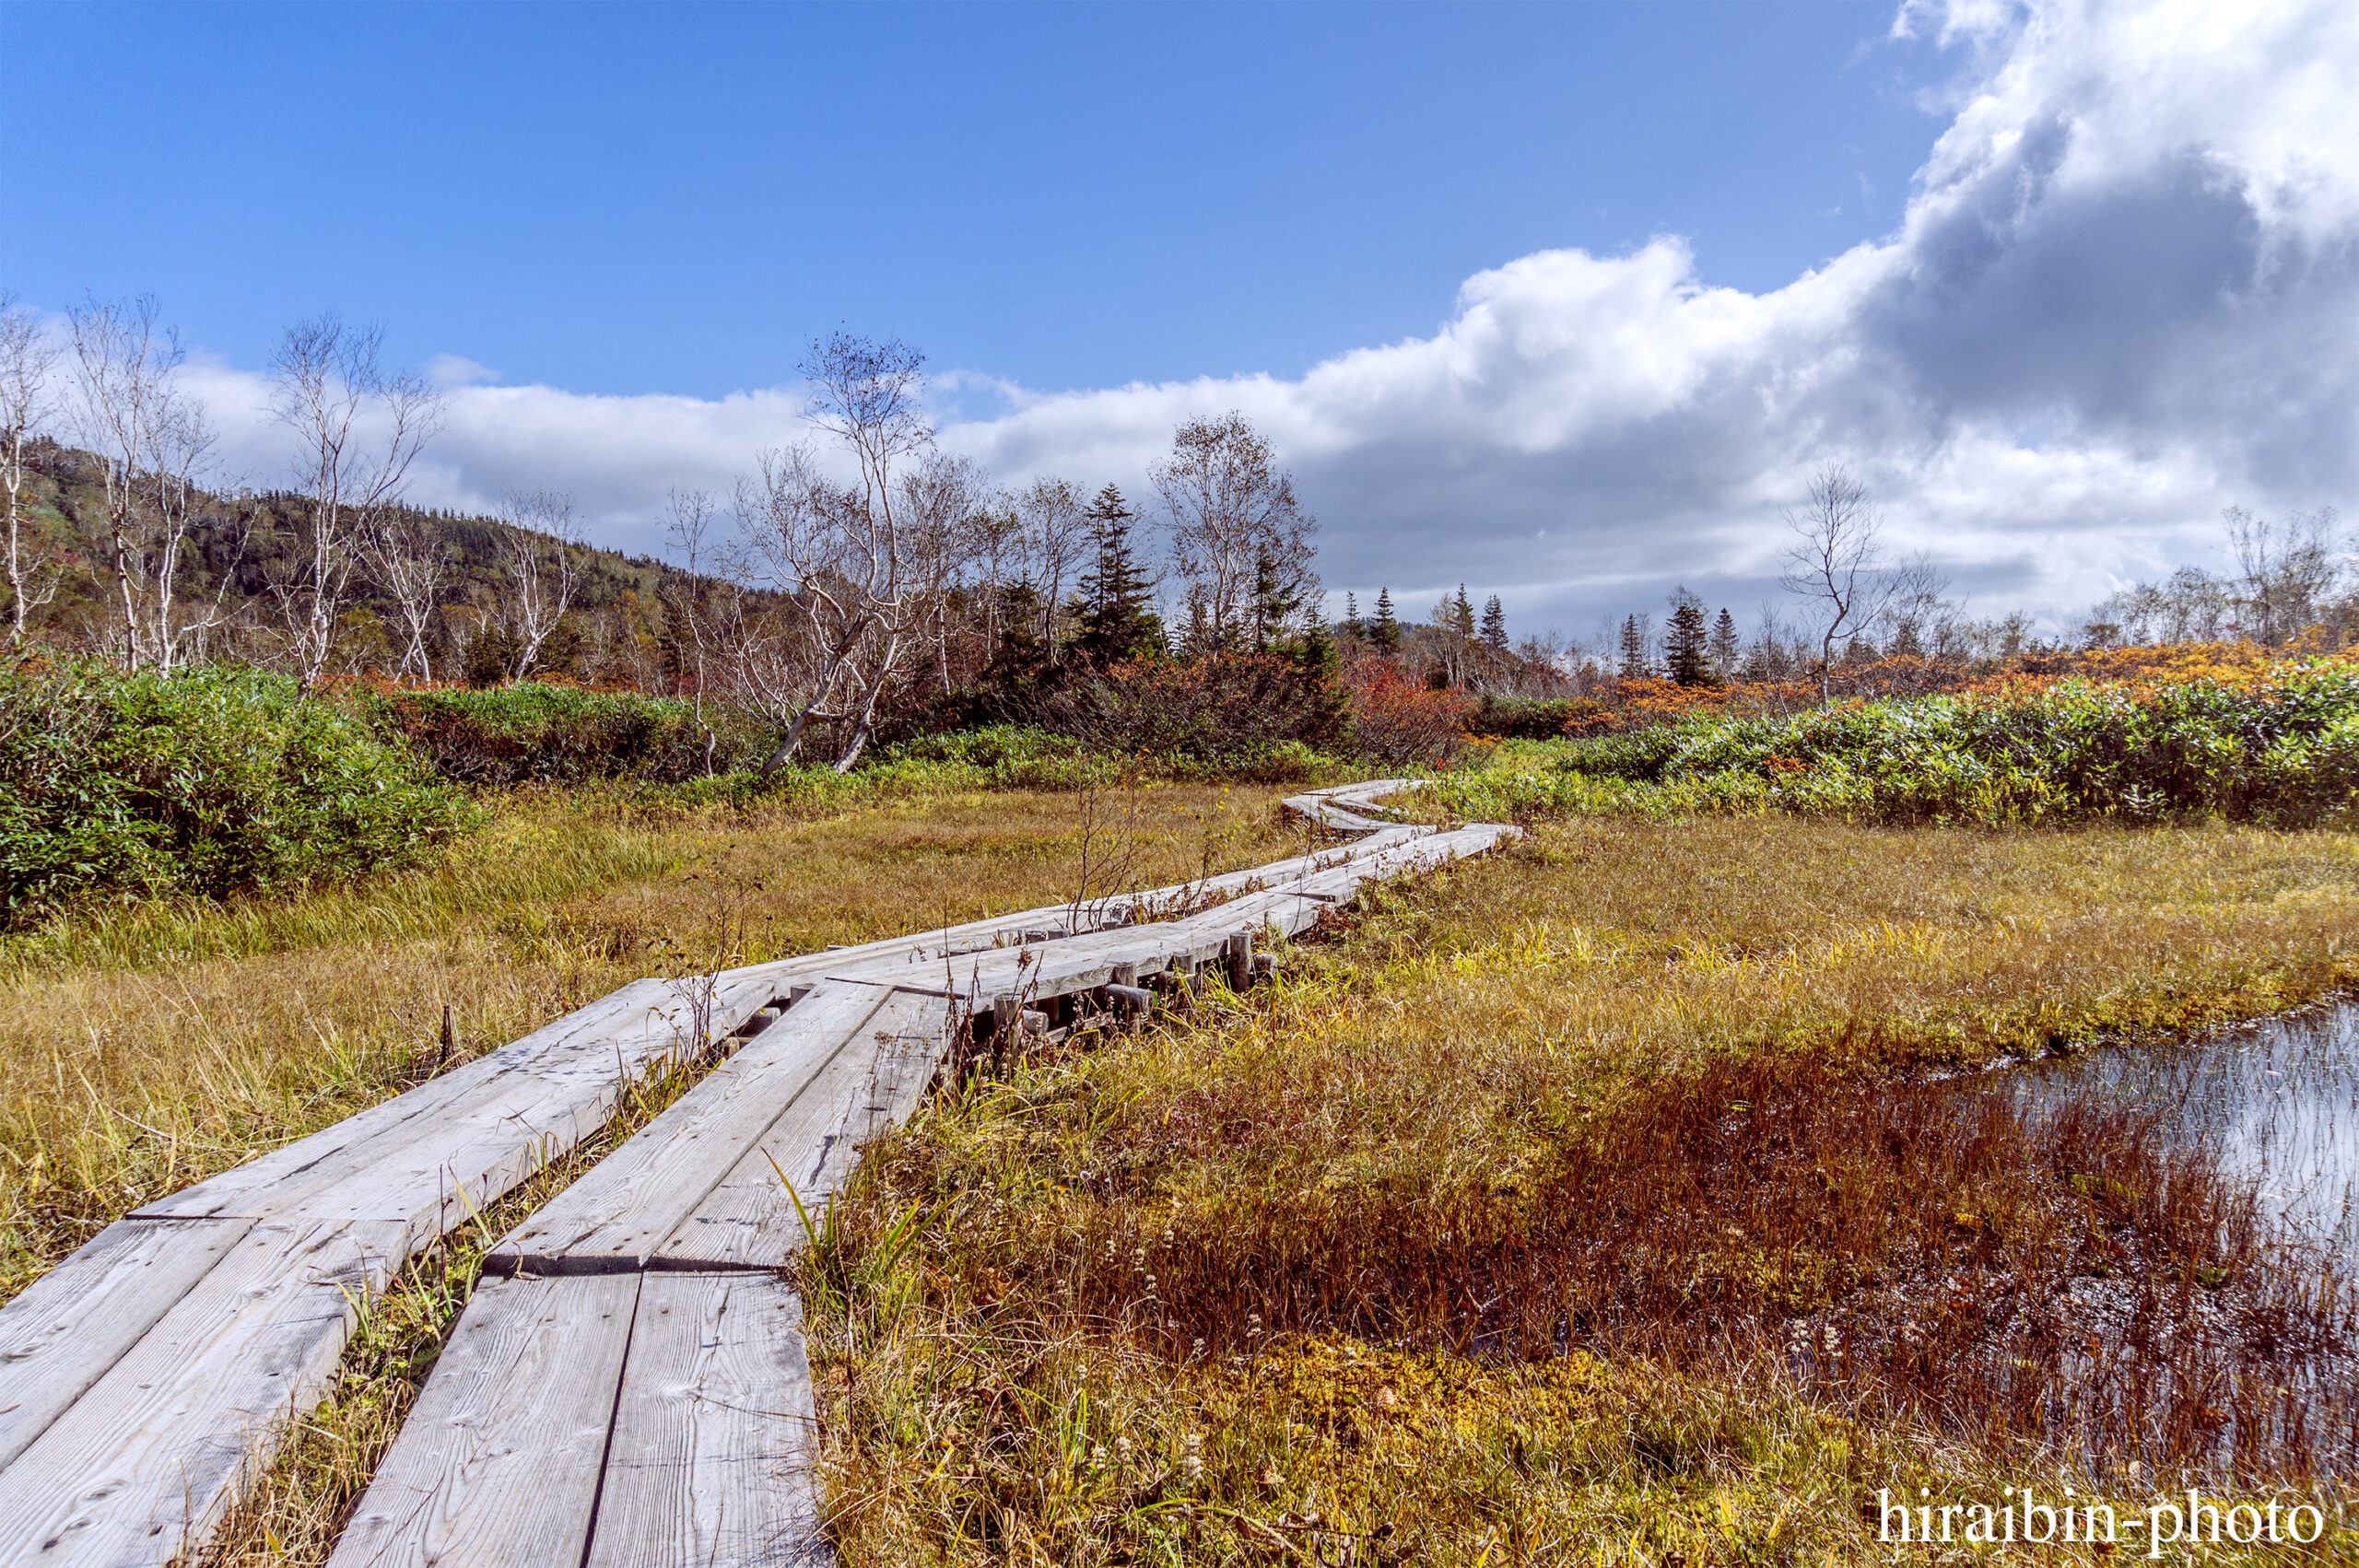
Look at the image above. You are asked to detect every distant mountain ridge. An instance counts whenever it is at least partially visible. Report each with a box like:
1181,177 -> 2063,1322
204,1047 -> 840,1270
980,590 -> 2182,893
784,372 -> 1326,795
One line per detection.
6,439 -> 710,684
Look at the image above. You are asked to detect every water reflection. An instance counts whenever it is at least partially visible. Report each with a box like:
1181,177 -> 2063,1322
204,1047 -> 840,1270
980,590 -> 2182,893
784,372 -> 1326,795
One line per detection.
2007,1000 -> 2359,1262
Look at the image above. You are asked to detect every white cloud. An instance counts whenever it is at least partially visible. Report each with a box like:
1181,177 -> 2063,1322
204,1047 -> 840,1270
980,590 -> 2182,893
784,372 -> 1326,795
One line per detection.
425,353 -> 501,390
163,0 -> 2359,638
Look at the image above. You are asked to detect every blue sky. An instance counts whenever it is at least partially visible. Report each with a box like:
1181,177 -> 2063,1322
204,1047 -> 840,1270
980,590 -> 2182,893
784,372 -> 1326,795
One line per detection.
7,1 -> 2357,640
7,3 -> 1943,396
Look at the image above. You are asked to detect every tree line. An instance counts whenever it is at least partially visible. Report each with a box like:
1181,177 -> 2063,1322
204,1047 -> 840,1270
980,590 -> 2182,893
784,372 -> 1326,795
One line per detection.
5,294 -> 2350,763
0,299 -> 1347,769
1576,464 -> 2353,702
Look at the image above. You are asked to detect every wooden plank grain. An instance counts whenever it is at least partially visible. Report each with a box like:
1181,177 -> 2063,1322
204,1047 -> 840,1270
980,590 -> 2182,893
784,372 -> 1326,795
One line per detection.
706,825 -> 1422,998
582,1273 -> 822,1568
326,1274 -> 641,1568
0,1218 -> 253,1476
652,991 -> 953,1271
0,1218 -> 408,1566
482,983 -> 897,1277
280,976 -> 791,1238
133,979 -> 685,1222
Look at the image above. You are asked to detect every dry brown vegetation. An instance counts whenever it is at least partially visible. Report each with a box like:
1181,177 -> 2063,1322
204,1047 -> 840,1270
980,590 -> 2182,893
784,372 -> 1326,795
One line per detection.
0,782 -> 1295,1302
812,817 -> 2359,1564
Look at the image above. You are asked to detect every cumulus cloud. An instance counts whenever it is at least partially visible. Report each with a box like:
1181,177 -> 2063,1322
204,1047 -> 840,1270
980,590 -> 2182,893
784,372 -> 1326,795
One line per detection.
170,0 -> 2359,638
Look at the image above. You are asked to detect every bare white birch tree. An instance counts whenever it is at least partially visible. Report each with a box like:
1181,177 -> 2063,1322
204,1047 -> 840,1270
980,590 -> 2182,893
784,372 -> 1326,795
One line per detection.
663,486 -> 725,774
826,448 -> 982,766
728,334 -> 975,774
1153,411 -> 1316,653
496,491 -> 581,678
362,509 -> 449,682
2225,505 -> 2342,647
1778,462 -> 1889,702
269,315 -> 443,693
68,296 -> 239,670
965,496 -> 1025,668
0,295 -> 62,643
727,446 -> 874,770
1015,474 -> 1090,650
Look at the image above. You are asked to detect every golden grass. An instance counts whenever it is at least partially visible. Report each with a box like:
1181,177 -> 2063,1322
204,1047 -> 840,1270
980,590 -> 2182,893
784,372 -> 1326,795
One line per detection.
0,782 -> 1297,1302
812,816 -> 2359,1564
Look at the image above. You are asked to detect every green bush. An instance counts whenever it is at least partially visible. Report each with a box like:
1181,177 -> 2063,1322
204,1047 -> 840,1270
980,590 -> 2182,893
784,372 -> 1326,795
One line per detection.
358,684 -> 770,785
1465,695 -> 1581,740
882,723 -> 1352,789
0,660 -> 478,925
1434,665 -> 2359,826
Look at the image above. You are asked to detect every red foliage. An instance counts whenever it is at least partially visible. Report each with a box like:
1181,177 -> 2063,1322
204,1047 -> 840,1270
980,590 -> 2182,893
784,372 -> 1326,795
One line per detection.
1346,661 -> 1477,765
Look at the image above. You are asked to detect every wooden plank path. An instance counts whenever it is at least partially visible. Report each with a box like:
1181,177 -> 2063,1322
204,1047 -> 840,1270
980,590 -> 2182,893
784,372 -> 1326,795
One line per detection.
0,782 -> 1513,1565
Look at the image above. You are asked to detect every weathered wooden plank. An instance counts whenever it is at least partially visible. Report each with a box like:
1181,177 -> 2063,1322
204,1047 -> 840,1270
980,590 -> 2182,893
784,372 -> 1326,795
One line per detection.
326,1273 -> 642,1568
133,979 -> 686,1222
483,983 -> 898,1277
652,991 -> 952,1271
815,825 -> 1502,1013
0,1218 -> 253,1476
0,1218 -> 408,1566
825,922 -> 1168,1000
1282,778 -> 1419,831
277,975 -> 791,1238
706,824 -> 1423,996
581,1273 -> 821,1568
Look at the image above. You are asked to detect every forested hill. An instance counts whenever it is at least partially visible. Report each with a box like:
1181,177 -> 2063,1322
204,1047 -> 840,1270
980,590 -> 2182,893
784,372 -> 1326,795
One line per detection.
8,438 -> 708,685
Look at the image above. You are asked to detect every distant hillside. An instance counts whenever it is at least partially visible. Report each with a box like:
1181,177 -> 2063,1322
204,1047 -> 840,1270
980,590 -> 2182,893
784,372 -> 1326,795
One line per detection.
7,439 -> 714,685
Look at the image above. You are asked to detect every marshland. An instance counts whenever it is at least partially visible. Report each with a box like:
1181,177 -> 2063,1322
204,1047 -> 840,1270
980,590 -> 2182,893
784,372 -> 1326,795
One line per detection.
10,631 -> 2359,1564
7,310 -> 2359,1563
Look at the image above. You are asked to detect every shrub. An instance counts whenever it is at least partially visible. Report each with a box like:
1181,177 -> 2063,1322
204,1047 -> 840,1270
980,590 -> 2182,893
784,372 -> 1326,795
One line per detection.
1435,658 -> 2359,826
1037,654 -> 1346,765
0,659 -> 477,925
1347,661 -> 1475,766
1465,694 -> 1579,740
355,683 -> 769,785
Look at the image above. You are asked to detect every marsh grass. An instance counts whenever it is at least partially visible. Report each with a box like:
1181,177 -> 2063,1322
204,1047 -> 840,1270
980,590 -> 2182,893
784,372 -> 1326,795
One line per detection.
812,816 -> 2359,1563
0,783 -> 1297,1302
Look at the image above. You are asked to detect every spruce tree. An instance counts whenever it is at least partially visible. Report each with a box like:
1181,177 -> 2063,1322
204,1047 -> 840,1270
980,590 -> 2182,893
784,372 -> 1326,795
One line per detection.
1618,614 -> 1650,680
1287,613 -> 1351,743
1708,607 -> 1741,682
1665,595 -> 1711,686
1480,594 -> 1508,653
1250,547 -> 1305,653
1452,585 -> 1476,640
1371,587 -> 1402,654
1342,591 -> 1363,641
1075,485 -> 1162,665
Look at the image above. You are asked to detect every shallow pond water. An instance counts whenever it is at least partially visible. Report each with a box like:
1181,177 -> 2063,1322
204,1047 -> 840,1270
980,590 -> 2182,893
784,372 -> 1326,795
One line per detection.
2005,1000 -> 2359,1262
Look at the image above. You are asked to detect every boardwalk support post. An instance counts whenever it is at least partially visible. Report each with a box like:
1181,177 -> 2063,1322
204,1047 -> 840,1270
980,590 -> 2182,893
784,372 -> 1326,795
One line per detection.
992,994 -> 1021,1071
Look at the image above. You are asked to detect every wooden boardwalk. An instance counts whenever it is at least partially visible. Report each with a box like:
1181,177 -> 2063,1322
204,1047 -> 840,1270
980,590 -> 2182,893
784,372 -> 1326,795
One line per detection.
0,783 -> 1514,1565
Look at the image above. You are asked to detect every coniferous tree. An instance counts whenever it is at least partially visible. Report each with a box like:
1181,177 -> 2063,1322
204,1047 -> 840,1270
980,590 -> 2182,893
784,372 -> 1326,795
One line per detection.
1451,585 -> 1476,641
1666,591 -> 1712,686
1708,606 -> 1741,682
1480,594 -> 1508,653
1074,484 -> 1162,664
1342,591 -> 1363,641
1287,612 -> 1351,742
1250,546 -> 1306,653
1371,587 -> 1402,654
1618,614 -> 1650,679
